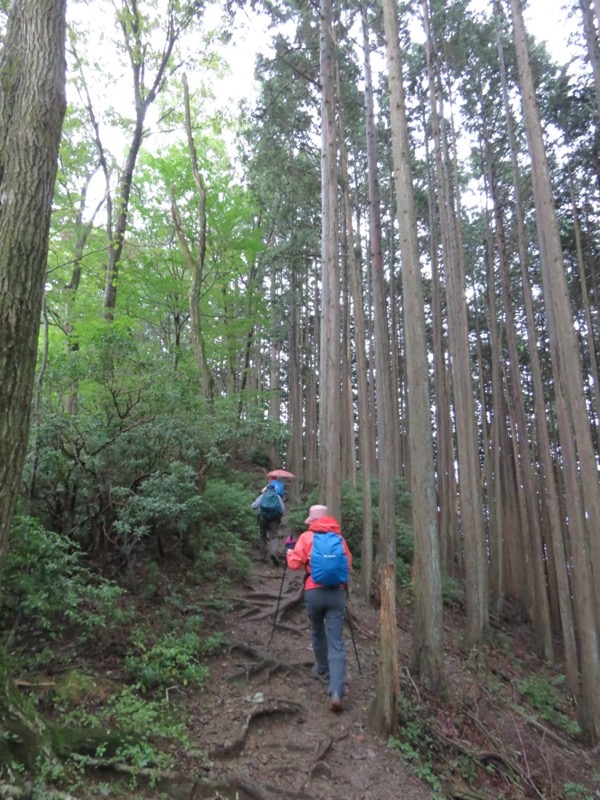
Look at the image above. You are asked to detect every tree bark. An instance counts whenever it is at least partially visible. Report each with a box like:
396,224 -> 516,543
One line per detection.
423,0 -> 488,645
382,0 -> 444,693
511,0 -> 600,742
337,49 -> 374,599
0,0 -> 67,561
318,0 -> 341,519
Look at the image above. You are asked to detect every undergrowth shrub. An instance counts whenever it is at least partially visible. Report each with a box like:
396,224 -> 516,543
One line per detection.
515,675 -> 581,737
0,517 -> 123,652
190,478 -> 256,577
61,685 -> 192,778
124,628 -> 225,690
113,461 -> 203,544
389,695 -> 444,795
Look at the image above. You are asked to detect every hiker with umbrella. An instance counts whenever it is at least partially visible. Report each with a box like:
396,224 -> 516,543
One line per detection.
251,479 -> 286,565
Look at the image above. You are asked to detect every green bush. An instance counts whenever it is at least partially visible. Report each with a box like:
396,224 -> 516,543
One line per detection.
200,478 -> 257,538
124,631 -> 209,690
113,461 -> 203,542
515,675 -> 581,737
0,517 -> 123,645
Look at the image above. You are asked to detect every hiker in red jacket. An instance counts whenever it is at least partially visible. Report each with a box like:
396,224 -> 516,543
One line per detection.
285,504 -> 352,712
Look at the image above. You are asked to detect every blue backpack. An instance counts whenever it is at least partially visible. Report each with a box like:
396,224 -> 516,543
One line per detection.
259,485 -> 283,521
310,532 -> 348,586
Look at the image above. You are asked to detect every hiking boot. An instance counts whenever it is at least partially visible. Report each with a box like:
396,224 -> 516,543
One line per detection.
270,553 -> 280,567
311,664 -> 329,684
329,692 -> 343,713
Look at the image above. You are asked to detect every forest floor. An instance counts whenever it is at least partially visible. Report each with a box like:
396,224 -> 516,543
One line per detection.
8,545 -> 600,800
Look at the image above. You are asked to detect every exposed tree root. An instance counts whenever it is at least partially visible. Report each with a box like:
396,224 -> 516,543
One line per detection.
67,760 -> 313,800
227,642 -> 307,681
234,581 -> 305,623
210,700 -> 304,759
299,735 -> 334,790
443,782 -> 497,800
229,775 -> 315,800
229,775 -> 313,800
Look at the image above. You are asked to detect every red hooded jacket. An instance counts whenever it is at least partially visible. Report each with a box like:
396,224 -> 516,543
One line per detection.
286,515 -> 352,590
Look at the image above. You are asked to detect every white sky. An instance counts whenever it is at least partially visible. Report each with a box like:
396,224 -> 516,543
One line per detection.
218,0 -> 581,110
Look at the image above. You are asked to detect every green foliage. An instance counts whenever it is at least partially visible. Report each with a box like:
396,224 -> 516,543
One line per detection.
388,695 -> 443,794
515,675 -> 581,737
200,478 -> 257,537
61,685 -> 193,779
113,462 -> 203,542
563,783 -> 596,800
25,329 -> 287,571
0,517 -> 123,646
441,574 -> 464,608
124,632 -> 210,690
107,686 -> 192,774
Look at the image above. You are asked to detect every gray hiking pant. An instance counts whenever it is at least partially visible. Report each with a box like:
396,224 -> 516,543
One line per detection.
304,587 -> 347,698
258,515 -> 282,559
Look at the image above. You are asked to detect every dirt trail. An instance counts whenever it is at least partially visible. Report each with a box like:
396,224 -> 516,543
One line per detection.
188,558 -> 432,800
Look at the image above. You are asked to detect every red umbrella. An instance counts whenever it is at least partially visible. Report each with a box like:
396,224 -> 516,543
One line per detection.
268,469 -> 296,480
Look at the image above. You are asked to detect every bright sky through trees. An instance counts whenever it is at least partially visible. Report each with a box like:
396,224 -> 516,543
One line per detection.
219,0 -> 578,107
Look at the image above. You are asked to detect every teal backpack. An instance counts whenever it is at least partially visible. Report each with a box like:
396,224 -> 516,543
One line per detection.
258,485 -> 283,521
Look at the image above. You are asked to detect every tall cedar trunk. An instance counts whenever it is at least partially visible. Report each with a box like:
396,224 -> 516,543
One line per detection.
579,0 -> 600,117
269,263 -> 281,458
384,133 -> 404,479
305,262 -> 320,487
481,220 -> 505,616
484,127 -> 553,656
423,120 -> 458,577
365,255 -> 379,476
511,0 -> 600,741
365,0 -> 400,735
382,0 -> 444,692
423,0 -> 488,645
340,241 -> 357,485
568,172 -> 600,441
337,53 -> 374,599
494,4 -> 579,695
594,0 -> 600,31
0,0 -> 67,561
286,261 -> 303,498
318,0 -> 341,519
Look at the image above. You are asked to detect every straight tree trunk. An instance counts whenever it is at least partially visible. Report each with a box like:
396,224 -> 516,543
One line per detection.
511,0 -> 600,742
340,241 -> 357,485
318,0 -> 341,519
422,119 -> 458,577
286,261 -> 303,494
568,172 -> 600,442
337,55 -> 374,599
579,0 -> 600,117
0,0 -> 67,561
494,3 -> 579,695
382,0 -> 444,692
423,0 -> 488,645
485,137 -> 553,657
366,0 -> 401,734
305,262 -> 320,487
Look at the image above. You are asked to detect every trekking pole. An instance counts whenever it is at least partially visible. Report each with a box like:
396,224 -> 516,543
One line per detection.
267,560 -> 287,646
345,589 -> 362,674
